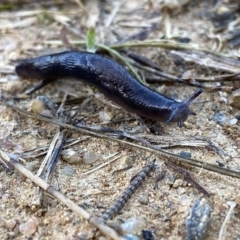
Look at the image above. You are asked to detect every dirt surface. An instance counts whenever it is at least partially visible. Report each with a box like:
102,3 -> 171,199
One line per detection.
0,0 -> 240,239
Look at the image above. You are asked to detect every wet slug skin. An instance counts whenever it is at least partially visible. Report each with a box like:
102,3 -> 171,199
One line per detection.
15,51 -> 202,127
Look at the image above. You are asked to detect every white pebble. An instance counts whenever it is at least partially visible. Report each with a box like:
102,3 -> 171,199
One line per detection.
99,110 -> 112,123
229,118 -> 238,125
5,219 -> 16,230
62,148 -> 82,164
83,152 -> 99,164
121,217 -> 146,234
19,217 -> 39,237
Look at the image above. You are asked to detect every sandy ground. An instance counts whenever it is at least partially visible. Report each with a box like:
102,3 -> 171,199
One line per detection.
0,0 -> 240,239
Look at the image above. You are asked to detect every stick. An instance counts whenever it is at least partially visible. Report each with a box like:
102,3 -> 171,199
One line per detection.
1,100 -> 240,179
0,150 -> 125,240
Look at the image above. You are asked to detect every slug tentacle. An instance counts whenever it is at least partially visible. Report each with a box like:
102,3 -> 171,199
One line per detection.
15,50 -> 202,127
166,89 -> 203,127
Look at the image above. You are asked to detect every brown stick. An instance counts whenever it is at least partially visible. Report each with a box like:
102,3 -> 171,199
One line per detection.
1,100 -> 240,179
0,150 -> 125,240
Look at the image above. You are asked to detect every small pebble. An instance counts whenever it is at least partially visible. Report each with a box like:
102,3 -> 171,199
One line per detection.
212,113 -> 227,124
229,118 -> 238,125
125,156 -> 136,166
229,89 -> 240,109
29,99 -> 45,114
61,166 -> 76,176
83,151 -> 99,164
124,234 -> 139,240
5,219 -> 16,230
0,188 -> 3,198
185,198 -> 211,240
62,148 -> 82,164
156,85 -> 166,94
138,195 -> 149,205
173,179 -> 184,188
2,193 -> 9,202
98,237 -> 107,240
99,110 -> 112,123
25,161 -> 38,172
19,217 -> 39,237
142,230 -> 154,240
179,151 -> 191,159
121,217 -> 146,234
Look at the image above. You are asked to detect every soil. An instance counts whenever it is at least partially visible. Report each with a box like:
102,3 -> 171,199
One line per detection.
0,0 -> 240,239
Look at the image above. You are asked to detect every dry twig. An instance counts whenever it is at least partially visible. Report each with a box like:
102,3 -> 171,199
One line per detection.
0,101 -> 240,179
0,150 -> 125,240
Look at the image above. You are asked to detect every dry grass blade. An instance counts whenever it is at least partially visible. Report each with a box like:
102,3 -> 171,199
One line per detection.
1,100 -> 240,179
0,150 -> 125,240
218,201 -> 237,240
83,152 -> 125,175
170,50 -> 240,73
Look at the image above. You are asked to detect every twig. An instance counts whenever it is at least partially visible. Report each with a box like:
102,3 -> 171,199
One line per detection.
110,40 -> 232,58
82,152 -> 124,176
218,201 -> 237,240
105,1 -> 126,28
42,130 -> 67,180
166,162 -> 209,196
0,150 -> 125,240
37,131 -> 61,177
1,101 -> 240,179
44,39 -> 231,58
112,165 -> 133,175
102,159 -> 156,221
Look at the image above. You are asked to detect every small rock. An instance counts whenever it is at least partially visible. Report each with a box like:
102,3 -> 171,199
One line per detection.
142,230 -> 154,240
173,179 -> 184,188
26,161 -> 38,172
61,166 -> 76,176
5,219 -> 16,230
125,156 -> 136,166
124,234 -> 139,240
229,89 -> 240,109
29,99 -> 45,114
19,217 -> 39,237
121,217 -> 146,234
229,118 -> 238,125
99,237 -> 107,240
138,195 -> 149,205
212,113 -> 227,124
126,167 -> 140,178
62,148 -> 82,164
156,85 -> 166,94
185,198 -> 211,240
2,193 -> 9,202
83,152 -> 99,164
99,110 -> 112,123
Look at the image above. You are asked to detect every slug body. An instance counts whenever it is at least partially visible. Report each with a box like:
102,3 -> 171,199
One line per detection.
15,51 -> 202,127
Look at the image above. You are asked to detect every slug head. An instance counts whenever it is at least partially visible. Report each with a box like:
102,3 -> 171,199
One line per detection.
167,89 -> 202,127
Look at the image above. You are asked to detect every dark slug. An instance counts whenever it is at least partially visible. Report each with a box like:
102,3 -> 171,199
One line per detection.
15,51 -> 202,127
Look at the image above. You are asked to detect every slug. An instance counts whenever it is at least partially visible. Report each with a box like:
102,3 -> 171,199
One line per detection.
15,50 -> 202,127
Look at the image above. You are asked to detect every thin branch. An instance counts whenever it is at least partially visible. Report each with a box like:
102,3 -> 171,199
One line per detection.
0,150 -> 125,240
1,100 -> 240,179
